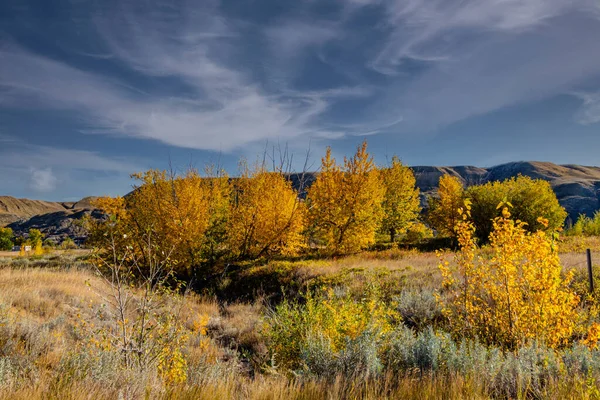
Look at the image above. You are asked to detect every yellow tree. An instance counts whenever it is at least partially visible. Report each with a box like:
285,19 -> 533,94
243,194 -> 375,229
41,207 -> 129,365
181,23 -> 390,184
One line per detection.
379,156 -> 421,243
126,169 -> 213,272
91,168 -> 230,276
427,174 -> 464,238
439,204 -> 579,349
307,141 -> 385,254
227,163 -> 306,259
28,228 -> 44,255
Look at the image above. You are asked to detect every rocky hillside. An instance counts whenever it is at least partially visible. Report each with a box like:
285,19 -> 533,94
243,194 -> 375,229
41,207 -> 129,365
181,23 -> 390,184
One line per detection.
1,196 -> 100,244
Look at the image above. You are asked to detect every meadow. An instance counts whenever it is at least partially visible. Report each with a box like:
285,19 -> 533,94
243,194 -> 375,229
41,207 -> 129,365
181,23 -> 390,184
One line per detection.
0,240 -> 599,400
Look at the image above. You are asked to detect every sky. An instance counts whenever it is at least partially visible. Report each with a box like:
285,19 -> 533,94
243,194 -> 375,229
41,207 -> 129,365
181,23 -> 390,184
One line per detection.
1,0 -> 600,200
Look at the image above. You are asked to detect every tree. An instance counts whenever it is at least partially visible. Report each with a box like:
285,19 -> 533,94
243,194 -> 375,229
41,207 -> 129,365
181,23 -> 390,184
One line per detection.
28,228 -> 44,255
466,176 -> 567,241
0,227 -> 13,251
379,156 -> 421,243
227,163 -> 306,259
307,141 -> 385,254
91,168 -> 231,277
427,175 -> 465,238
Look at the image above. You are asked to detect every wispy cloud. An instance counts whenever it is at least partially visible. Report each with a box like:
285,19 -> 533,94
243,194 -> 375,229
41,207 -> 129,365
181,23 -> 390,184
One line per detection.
0,142 -> 142,174
572,91 -> 600,125
335,0 -> 600,132
2,0 -> 600,166
0,140 -> 144,198
29,167 -> 58,192
0,1 -> 367,152
366,0 -> 597,75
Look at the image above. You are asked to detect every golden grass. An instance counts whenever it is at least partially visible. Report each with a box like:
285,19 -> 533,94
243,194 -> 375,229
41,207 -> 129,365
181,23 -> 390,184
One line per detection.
0,240 -> 599,399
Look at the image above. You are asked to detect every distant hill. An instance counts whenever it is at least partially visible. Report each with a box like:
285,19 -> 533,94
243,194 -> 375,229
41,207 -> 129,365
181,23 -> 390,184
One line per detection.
2,161 -> 599,242
0,196 -> 100,244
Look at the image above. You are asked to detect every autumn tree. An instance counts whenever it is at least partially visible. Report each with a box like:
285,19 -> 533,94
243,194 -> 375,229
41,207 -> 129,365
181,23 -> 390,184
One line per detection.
439,204 -> 578,349
28,228 -> 44,255
307,141 -> 385,254
466,176 -> 567,241
91,167 -> 231,276
0,227 -> 13,251
427,175 -> 465,237
227,163 -> 305,259
379,156 -> 421,243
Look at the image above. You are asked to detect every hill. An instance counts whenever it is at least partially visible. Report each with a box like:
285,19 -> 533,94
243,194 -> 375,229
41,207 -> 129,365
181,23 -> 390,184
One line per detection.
0,196 -> 100,244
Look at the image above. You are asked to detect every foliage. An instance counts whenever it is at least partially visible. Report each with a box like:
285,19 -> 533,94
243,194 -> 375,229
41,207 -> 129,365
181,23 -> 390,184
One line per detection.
227,164 -> 306,259
427,175 -> 465,238
0,228 -> 13,251
127,169 -> 228,272
466,175 -> 567,242
60,237 -> 77,250
379,156 -> 421,243
28,228 -> 44,255
401,222 -> 433,245
438,202 -> 579,349
307,141 -> 385,254
567,211 -> 600,236
90,168 -> 231,276
265,287 -> 399,371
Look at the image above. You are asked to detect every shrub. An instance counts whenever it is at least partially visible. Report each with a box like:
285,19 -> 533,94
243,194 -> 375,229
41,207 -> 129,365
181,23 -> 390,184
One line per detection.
466,176 -> 567,242
438,203 -> 578,349
401,223 -> 434,246
0,228 -> 13,251
567,212 -> 600,237
395,289 -> 443,330
265,288 -> 399,371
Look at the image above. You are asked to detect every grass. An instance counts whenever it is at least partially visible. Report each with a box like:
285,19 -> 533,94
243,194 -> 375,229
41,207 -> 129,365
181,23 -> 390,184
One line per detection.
1,240 -> 600,399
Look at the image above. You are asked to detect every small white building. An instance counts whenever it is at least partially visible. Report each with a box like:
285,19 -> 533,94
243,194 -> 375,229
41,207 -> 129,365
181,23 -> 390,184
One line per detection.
11,245 -> 32,252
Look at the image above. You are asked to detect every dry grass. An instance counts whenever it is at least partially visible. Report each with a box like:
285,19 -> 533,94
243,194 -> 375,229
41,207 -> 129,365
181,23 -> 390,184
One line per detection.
0,249 -> 90,259
1,240 -> 600,399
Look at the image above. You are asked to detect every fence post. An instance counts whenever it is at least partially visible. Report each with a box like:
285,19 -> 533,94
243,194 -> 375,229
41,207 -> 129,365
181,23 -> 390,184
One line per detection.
587,248 -> 594,294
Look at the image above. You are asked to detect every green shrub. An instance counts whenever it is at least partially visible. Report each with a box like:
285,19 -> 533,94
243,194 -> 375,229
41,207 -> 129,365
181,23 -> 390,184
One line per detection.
567,212 -> 600,237
0,228 -> 13,251
265,288 -> 399,371
394,290 -> 443,330
466,176 -> 567,242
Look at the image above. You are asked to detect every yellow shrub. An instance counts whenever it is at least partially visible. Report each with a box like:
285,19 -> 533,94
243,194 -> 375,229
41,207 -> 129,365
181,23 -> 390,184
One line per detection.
266,287 -> 399,370
439,202 -> 579,349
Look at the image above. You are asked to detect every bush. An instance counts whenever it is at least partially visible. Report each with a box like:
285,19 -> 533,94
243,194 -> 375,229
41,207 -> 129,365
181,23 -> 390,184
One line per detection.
265,288 -> 399,371
300,331 -> 383,379
0,228 -> 13,251
439,204 -> 578,349
567,212 -> 600,237
394,289 -> 443,330
466,176 -> 567,242
401,223 -> 433,246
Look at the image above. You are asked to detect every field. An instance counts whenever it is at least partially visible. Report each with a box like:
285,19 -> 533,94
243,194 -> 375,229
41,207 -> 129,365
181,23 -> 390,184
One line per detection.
0,240 -> 599,400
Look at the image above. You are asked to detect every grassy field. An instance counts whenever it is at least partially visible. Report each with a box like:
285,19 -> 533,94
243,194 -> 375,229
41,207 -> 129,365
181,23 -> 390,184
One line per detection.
0,249 -> 90,259
0,242 -> 599,399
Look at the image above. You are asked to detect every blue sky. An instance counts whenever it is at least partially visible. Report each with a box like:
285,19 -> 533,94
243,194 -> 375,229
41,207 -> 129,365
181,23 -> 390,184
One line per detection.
1,0 -> 600,200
